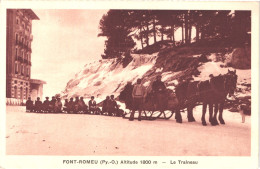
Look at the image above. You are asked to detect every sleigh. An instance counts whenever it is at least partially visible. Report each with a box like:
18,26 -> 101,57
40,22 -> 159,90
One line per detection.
122,90 -> 179,120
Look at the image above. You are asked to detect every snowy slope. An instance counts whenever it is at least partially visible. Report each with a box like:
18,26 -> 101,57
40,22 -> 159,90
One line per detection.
61,51 -> 251,104
61,53 -> 158,99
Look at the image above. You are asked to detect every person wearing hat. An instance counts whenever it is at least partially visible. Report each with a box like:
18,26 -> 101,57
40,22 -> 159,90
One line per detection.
74,96 -> 80,113
43,97 -> 50,113
35,97 -> 42,113
49,96 -> 56,113
107,95 -> 119,116
152,75 -> 167,112
63,99 -> 69,113
26,97 -> 34,112
89,96 -> 97,114
130,78 -> 146,121
54,97 -> 62,113
67,98 -> 75,113
102,96 -> 110,115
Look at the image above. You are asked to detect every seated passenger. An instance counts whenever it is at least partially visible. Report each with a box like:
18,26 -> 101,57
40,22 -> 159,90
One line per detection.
49,96 -> 56,112
26,97 -> 34,112
54,97 -> 62,113
67,98 -> 75,113
34,97 -> 42,113
102,96 -> 110,115
43,97 -> 50,113
107,95 -> 119,116
89,96 -> 98,114
74,96 -> 80,113
63,99 -> 69,113
78,97 -> 88,113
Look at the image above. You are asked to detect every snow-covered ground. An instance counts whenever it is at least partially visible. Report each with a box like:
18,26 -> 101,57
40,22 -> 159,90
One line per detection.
6,106 -> 250,156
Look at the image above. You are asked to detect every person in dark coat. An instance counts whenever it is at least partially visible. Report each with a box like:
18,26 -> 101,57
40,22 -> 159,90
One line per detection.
89,96 -> 97,114
63,99 -> 69,113
123,81 -> 133,109
34,97 -> 42,113
78,97 -> 88,113
107,95 -> 119,116
26,97 -> 34,112
67,98 -> 75,113
54,97 -> 62,113
74,96 -> 80,113
49,96 -> 56,112
152,75 -> 167,112
43,97 -> 50,113
102,96 -> 110,115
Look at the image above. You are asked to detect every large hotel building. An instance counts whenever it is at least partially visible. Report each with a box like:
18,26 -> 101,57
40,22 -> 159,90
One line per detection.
6,9 -> 45,105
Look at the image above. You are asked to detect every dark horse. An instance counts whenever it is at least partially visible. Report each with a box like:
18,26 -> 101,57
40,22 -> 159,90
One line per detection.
175,70 -> 238,126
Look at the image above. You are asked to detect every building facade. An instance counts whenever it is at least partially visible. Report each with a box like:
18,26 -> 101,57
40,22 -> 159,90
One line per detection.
6,9 -> 45,105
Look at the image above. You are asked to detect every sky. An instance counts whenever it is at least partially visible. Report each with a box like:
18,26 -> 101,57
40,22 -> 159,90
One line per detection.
31,9 -> 108,97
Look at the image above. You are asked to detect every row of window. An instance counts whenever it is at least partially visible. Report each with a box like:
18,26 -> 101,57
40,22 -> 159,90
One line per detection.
16,16 -> 31,33
13,86 -> 29,100
15,48 -> 31,61
15,62 -> 30,77
15,34 -> 31,49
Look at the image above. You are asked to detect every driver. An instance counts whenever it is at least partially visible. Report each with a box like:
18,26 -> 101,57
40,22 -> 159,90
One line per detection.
152,75 -> 167,111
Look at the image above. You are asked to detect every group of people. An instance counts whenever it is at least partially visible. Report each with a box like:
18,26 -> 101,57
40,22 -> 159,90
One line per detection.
26,96 -> 63,113
26,95 -> 123,116
26,75 -> 166,120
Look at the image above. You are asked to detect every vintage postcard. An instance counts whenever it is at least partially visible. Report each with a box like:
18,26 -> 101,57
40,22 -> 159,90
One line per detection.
0,0 -> 259,169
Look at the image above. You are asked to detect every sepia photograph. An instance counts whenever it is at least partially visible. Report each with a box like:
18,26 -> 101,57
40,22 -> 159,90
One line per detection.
1,1 -> 259,169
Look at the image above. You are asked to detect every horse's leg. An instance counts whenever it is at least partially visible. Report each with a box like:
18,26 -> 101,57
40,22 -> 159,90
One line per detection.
175,105 -> 182,123
201,102 -> 207,126
213,103 -> 219,125
218,102 -> 225,124
187,105 -> 195,122
209,103 -> 215,126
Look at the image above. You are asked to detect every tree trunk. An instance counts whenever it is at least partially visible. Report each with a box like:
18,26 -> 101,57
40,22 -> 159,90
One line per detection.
188,24 -> 192,44
153,18 -> 157,43
140,26 -> 144,49
161,26 -> 164,41
182,22 -> 184,43
196,24 -> 200,42
185,12 -> 189,44
146,23 -> 149,46
171,25 -> 175,46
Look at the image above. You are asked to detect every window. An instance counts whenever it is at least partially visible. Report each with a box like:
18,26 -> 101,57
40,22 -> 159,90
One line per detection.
14,80 -> 17,84
15,48 -> 18,60
15,63 -> 18,74
20,87 -> 23,100
18,63 -> 20,74
16,18 -> 19,24
25,66 -> 27,75
25,88 -> 28,100
14,86 -> 17,98
15,34 -> 18,44
21,65 -> 24,75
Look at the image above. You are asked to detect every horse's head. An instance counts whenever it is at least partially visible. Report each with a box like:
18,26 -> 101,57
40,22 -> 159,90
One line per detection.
224,69 -> 238,96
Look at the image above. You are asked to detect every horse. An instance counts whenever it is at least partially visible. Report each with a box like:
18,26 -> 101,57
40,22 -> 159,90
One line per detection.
175,70 -> 238,126
209,70 -> 238,125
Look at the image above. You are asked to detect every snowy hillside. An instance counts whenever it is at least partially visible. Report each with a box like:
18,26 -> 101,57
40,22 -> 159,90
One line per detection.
61,47 -> 251,110
61,53 -> 158,99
